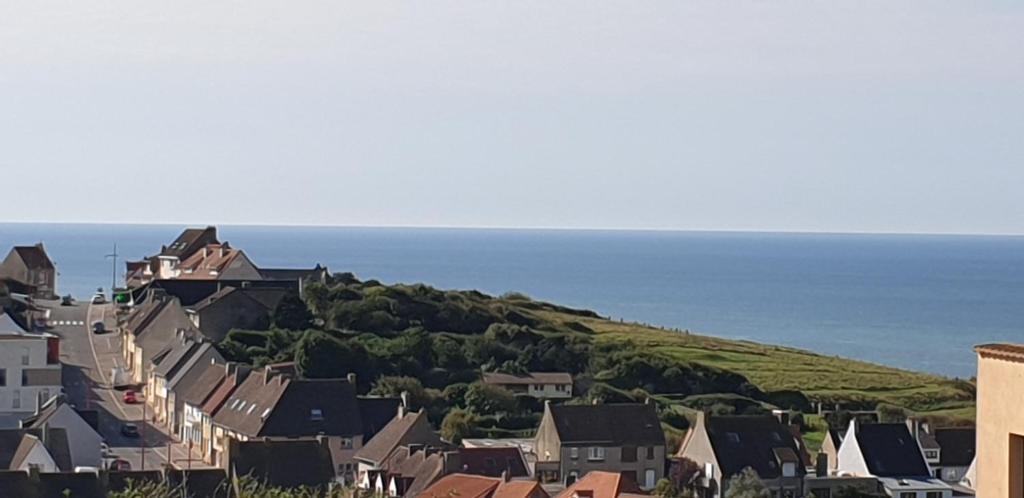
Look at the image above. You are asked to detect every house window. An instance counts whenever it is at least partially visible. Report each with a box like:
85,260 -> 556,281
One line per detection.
532,384 -> 543,390
926,493 -> 942,498
782,462 -> 796,477
622,446 -> 637,462
21,348 -> 30,366
340,438 -> 353,449
646,446 -> 655,459
898,493 -> 915,498
311,408 -> 324,421
587,447 -> 606,461
924,450 -> 938,459
11,390 -> 21,409
566,471 -> 579,486
726,432 -> 741,443
570,447 -> 578,459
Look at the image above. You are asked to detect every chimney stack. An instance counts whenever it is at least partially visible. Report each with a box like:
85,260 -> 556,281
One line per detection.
815,454 -> 828,477
347,373 -> 357,386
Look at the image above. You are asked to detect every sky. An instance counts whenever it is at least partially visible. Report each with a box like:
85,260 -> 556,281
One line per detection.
1,1 -> 1022,234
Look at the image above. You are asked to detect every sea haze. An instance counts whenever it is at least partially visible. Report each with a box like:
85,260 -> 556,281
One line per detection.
2,223 -> 1022,379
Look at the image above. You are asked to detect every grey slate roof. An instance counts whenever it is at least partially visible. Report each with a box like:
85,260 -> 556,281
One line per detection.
355,410 -> 442,466
934,428 -> 975,466
179,362 -> 229,406
854,424 -> 931,477
213,366 -> 363,438
548,403 -> 665,447
705,415 -> 807,479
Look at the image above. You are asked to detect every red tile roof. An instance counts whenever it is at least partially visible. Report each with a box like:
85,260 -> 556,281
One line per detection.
557,471 -> 645,498
417,474 -> 547,498
176,244 -> 243,279
976,343 -> 1024,362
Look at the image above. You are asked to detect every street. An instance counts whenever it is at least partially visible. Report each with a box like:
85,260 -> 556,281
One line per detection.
48,299 -> 208,471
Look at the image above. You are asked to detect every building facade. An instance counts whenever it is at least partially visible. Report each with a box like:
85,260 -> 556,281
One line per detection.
974,343 -> 1024,497
0,313 -> 61,428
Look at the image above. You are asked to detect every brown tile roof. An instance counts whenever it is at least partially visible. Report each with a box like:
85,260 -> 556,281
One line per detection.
179,362 -> 228,406
482,372 -> 573,386
176,244 -> 244,280
416,474 -> 501,498
12,245 -> 54,270
355,410 -> 443,466
203,375 -> 238,415
492,481 -> 548,498
975,343 -> 1024,362
557,471 -> 643,498
450,447 -> 530,478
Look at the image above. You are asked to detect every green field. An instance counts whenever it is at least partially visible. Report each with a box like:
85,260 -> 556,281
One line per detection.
538,310 -> 976,417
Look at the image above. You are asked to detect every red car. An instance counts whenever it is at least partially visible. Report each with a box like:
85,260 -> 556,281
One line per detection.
122,390 -> 138,404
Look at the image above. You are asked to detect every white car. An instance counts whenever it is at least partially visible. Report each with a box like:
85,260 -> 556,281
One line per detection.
91,293 -> 107,304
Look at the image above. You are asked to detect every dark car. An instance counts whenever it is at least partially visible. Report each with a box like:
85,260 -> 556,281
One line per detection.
61,295 -> 75,306
107,458 -> 132,471
120,423 -> 140,438
92,321 -> 106,334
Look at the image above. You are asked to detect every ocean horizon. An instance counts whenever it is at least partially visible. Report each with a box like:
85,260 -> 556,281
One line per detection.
3,222 -> 1022,379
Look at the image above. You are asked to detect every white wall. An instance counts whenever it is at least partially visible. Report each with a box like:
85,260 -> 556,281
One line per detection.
0,337 -> 61,422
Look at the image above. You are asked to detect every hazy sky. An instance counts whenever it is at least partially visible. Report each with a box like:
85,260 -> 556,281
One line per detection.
2,1 -> 1022,234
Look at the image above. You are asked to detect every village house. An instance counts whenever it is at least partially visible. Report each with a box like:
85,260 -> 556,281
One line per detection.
416,473 -> 549,498
481,372 -> 573,399
19,395 -> 102,469
534,402 -> 666,489
371,444 -> 531,498
200,366 -> 250,467
210,363 -> 370,482
929,428 -> 975,484
355,404 -> 444,490
120,292 -> 197,385
184,286 -> 288,342
0,244 -> 57,300
0,427 -> 72,472
125,226 -> 220,287
676,414 -> 807,498
0,312 -> 61,428
973,343 -> 1024,497
146,335 -> 224,434
835,421 -> 952,498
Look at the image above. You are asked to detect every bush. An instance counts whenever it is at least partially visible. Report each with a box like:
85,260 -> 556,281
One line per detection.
441,409 -> 479,444
465,382 -> 518,415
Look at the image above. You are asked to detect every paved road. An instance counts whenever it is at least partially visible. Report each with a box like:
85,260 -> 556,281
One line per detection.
49,300 -> 207,470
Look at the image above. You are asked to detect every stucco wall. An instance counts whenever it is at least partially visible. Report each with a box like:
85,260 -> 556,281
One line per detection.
976,353 -> 1024,497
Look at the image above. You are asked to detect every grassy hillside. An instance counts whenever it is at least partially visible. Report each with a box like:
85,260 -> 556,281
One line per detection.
219,273 -> 975,448
539,310 -> 975,416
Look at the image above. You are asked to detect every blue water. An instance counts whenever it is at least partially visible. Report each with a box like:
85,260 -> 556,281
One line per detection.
2,223 -> 1022,378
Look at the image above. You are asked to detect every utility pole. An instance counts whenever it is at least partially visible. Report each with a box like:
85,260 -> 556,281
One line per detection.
141,400 -> 146,470
105,243 -> 119,294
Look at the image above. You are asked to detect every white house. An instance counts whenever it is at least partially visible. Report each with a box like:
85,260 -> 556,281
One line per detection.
0,312 -> 61,428
836,420 -> 952,498
480,372 -> 573,399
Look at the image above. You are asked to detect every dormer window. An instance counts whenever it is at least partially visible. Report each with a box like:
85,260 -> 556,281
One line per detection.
726,432 -> 741,444
311,408 -> 324,421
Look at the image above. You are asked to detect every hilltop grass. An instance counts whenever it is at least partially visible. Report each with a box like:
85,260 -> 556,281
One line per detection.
536,310 -> 976,416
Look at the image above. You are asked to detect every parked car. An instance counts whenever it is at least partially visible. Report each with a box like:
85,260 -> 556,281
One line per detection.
100,443 -> 115,459
122,390 -> 138,404
91,293 -> 107,304
107,459 -> 131,471
120,423 -> 140,438
61,295 -> 75,306
92,321 -> 106,334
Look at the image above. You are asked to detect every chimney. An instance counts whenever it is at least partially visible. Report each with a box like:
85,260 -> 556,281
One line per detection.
400,391 -> 409,411
501,470 -> 509,483
815,453 -> 828,477
347,373 -> 357,386
905,417 -> 921,442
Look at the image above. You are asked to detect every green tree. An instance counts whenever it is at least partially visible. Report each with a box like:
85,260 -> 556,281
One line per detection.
464,382 -> 517,415
273,293 -> 314,330
441,408 -> 479,444
294,330 -> 366,379
370,376 -> 432,409
724,467 -> 768,498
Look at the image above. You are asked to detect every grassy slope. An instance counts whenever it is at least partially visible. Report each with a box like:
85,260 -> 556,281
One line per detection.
534,309 -> 975,416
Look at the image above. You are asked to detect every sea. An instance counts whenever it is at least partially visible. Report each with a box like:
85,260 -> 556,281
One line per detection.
2,223 -> 1022,379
